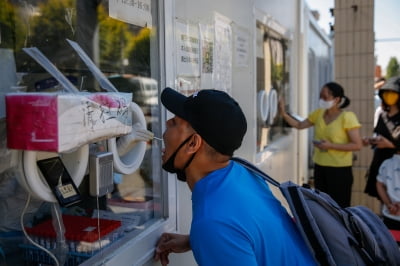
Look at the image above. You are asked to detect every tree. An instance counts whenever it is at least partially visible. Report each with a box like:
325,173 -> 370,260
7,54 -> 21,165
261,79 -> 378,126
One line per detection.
97,4 -> 131,73
126,27 -> 151,76
16,0 -> 77,72
386,57 -> 400,79
30,0 -> 76,49
0,0 -> 21,50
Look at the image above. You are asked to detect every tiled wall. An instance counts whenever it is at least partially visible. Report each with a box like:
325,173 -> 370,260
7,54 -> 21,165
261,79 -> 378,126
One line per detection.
334,0 -> 381,213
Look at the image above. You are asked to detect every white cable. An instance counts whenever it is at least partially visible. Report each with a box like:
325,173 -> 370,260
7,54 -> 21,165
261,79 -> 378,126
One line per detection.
51,203 -> 68,266
52,203 -> 63,230
20,193 -> 60,266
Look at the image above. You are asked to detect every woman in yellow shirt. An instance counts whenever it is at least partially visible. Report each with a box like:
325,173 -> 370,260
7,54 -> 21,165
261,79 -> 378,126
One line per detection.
279,82 -> 363,207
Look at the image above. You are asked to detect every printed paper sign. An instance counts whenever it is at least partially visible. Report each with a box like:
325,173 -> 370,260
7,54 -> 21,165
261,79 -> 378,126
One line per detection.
176,20 -> 200,76
200,24 -> 214,74
109,0 -> 152,28
214,14 -> 232,93
200,23 -> 214,89
234,28 -> 249,68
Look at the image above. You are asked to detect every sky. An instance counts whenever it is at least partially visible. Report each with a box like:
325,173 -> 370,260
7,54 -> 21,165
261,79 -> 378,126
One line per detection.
306,0 -> 400,75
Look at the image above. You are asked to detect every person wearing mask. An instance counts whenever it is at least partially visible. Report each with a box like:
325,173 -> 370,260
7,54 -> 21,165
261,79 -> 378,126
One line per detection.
154,88 -> 316,266
279,82 -> 362,208
364,76 -> 400,199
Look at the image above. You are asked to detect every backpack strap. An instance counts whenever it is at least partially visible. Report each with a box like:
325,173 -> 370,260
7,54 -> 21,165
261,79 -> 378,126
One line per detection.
380,112 -> 400,140
286,186 -> 331,265
231,157 -> 280,187
346,230 -> 377,265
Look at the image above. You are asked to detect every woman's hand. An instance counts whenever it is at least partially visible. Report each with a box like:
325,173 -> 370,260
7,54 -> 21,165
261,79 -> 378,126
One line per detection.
314,139 -> 330,151
372,135 -> 395,149
362,136 -> 372,146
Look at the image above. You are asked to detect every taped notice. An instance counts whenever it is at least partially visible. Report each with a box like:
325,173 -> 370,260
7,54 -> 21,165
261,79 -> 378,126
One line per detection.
176,20 -> 200,76
214,14 -> 232,94
234,27 -> 249,68
109,0 -> 152,28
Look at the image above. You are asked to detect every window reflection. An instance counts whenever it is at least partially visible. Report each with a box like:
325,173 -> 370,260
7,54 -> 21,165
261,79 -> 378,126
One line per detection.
0,0 -> 162,265
256,23 -> 290,152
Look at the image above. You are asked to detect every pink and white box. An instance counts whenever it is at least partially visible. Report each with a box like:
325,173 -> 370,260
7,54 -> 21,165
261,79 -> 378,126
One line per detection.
6,92 -> 132,153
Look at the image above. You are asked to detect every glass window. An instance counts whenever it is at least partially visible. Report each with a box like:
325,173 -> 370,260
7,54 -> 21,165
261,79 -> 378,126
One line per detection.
256,22 -> 290,152
0,0 -> 163,265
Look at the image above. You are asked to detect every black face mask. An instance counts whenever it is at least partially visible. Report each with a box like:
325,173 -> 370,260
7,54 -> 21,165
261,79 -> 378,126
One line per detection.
162,135 -> 196,182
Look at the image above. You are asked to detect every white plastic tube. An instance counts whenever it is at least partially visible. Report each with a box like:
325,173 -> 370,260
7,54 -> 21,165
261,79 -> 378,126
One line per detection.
258,90 -> 269,122
268,89 -> 278,124
108,102 -> 147,175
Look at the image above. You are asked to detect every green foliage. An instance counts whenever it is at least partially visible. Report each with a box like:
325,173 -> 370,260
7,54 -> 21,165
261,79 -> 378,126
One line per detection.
12,0 -> 77,72
1,0 -> 152,76
98,4 -> 130,72
386,57 -> 400,79
0,0 -> 18,49
271,63 -> 284,83
30,0 -> 76,48
97,3 -> 151,77
126,28 -> 151,76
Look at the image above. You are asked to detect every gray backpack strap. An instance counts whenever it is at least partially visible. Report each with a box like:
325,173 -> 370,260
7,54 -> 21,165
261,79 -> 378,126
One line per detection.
280,182 -> 335,265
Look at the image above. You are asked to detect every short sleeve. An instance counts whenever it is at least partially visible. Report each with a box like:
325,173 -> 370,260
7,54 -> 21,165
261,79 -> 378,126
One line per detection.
343,111 -> 361,130
377,159 -> 389,184
307,109 -> 322,124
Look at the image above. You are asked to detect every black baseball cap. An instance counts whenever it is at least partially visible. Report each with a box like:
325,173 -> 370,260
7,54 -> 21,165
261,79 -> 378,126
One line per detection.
161,88 -> 247,156
379,76 -> 400,98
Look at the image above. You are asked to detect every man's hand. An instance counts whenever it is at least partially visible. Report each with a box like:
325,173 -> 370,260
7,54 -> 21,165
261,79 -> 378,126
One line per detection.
154,233 -> 191,265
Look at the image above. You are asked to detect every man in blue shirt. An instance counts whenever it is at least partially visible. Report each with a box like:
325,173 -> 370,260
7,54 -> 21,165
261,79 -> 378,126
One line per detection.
154,88 -> 316,265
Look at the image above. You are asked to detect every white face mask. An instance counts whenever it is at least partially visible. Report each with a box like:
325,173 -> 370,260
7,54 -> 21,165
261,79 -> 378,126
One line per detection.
319,99 -> 335,109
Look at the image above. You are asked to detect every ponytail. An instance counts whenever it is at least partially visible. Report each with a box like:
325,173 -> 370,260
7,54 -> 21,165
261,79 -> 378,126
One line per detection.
339,95 -> 350,109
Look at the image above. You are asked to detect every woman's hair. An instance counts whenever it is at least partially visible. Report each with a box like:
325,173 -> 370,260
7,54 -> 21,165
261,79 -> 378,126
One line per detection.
324,82 -> 350,109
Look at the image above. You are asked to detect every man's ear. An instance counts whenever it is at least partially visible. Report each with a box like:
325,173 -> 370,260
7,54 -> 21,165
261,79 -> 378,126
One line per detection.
187,134 -> 202,153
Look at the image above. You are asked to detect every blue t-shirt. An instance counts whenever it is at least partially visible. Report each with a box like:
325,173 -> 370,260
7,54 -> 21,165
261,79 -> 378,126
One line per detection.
190,161 -> 316,266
